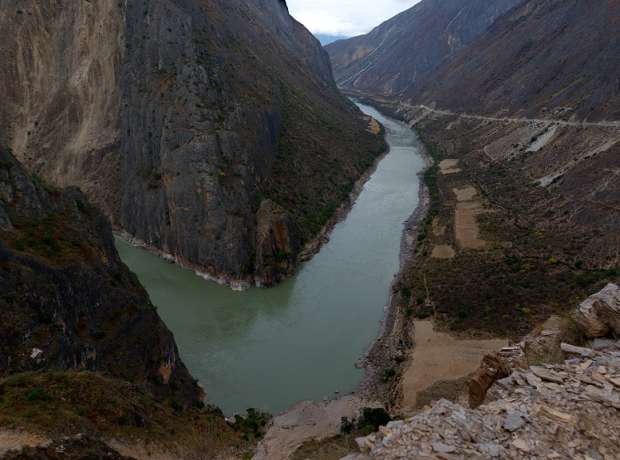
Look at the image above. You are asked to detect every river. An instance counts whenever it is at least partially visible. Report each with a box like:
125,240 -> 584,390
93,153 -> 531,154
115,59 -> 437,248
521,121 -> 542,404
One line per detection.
116,103 -> 425,415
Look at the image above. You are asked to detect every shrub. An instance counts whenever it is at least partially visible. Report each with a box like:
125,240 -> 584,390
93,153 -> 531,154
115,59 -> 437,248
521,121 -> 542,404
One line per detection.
358,407 -> 391,432
382,368 -> 396,383
26,388 -> 51,402
340,416 -> 355,434
232,408 -> 271,441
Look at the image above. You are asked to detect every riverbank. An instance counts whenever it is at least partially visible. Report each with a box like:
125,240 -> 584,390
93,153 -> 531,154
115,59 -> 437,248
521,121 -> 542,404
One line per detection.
355,128 -> 432,407
118,102 -> 423,416
297,115 -> 389,264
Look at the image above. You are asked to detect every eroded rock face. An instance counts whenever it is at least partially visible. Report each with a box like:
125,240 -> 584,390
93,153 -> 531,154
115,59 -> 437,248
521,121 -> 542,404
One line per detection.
0,150 -> 201,407
575,283 -> 620,338
255,199 -> 301,287
0,0 -> 384,285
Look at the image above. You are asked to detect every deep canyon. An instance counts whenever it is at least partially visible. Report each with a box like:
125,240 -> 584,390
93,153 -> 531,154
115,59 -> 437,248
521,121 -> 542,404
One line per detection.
116,103 -> 425,415
1,0 -> 619,458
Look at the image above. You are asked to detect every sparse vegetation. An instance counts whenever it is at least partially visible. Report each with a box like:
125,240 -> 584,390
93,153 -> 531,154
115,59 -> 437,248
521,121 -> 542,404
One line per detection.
261,84 -> 385,243
382,368 -> 397,383
0,372 -> 251,457
230,408 -> 271,442
393,118 -> 620,337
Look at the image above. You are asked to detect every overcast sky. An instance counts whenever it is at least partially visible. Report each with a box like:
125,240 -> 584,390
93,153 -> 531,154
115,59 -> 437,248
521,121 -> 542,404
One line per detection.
287,0 -> 420,37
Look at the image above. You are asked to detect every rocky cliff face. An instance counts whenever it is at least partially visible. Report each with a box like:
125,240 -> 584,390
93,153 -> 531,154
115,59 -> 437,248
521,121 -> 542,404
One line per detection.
0,149 -> 201,407
0,0 -> 384,286
326,0 -> 521,96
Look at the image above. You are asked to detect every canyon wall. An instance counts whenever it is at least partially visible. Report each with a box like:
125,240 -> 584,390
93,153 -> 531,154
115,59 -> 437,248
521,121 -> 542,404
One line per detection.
0,0 -> 385,286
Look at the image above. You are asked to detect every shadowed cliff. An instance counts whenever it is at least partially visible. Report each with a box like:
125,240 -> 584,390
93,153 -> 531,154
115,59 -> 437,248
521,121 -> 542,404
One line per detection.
0,149 -> 201,408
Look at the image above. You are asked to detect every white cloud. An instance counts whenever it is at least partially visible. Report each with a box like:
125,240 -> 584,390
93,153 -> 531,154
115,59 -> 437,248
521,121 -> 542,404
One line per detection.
287,0 -> 420,36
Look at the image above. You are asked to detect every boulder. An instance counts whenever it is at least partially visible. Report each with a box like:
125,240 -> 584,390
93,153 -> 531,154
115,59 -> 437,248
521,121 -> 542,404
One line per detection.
469,353 -> 511,408
573,283 -> 620,338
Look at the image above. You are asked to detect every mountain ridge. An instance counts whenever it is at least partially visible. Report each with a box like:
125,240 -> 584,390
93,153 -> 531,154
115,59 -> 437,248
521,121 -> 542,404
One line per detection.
326,0 -> 522,97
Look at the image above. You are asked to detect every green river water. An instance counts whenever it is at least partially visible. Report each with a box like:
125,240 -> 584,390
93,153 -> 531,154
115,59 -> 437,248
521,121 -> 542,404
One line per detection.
116,104 -> 425,415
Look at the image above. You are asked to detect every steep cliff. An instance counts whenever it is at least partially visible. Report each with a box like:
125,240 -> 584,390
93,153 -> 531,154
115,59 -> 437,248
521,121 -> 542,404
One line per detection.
326,0 -> 521,96
0,0 -> 384,286
0,148 -> 201,407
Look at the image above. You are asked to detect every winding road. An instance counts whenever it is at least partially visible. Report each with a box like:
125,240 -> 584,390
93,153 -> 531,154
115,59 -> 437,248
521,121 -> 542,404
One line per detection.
404,104 -> 620,129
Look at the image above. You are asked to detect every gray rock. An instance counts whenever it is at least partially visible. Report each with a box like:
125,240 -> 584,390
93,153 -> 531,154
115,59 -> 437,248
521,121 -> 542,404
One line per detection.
479,442 -> 502,457
339,329 -> 620,460
503,413 -> 525,432
531,366 -> 564,383
591,338 -> 616,350
432,441 -> 456,453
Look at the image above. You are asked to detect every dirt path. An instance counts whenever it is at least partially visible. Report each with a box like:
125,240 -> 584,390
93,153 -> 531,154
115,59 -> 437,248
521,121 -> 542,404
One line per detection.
406,104 -> 620,129
0,431 -> 49,456
453,186 -> 487,250
400,321 -> 507,411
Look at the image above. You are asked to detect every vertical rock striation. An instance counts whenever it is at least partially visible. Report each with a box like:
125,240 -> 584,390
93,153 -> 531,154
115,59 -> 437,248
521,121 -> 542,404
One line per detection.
0,0 -> 385,286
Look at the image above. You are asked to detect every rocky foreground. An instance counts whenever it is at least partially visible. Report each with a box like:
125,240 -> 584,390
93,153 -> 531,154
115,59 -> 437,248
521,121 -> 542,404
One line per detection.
344,284 -> 620,459
350,341 -> 619,459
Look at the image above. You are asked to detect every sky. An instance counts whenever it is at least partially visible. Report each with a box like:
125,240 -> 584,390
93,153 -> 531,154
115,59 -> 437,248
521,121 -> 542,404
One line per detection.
287,0 -> 421,37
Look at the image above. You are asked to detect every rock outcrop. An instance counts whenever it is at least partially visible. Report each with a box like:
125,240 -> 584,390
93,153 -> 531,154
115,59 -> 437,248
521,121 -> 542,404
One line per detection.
575,283 -> 620,338
351,339 -> 620,459
0,0 -> 385,286
347,285 -> 620,459
254,199 -> 301,287
0,149 -> 201,407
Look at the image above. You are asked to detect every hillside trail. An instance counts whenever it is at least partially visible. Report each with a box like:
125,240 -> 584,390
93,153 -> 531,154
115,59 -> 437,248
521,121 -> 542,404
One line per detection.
405,104 -> 620,129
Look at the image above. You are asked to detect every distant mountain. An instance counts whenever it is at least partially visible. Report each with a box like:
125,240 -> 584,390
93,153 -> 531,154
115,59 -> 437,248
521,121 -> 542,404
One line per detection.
0,0 -> 384,287
326,0 -> 521,95
315,33 -> 348,46
413,0 -> 620,121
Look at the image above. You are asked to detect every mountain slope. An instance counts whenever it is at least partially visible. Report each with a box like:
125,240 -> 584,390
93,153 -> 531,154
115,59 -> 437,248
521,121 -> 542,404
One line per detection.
0,0 -> 384,286
326,0 -> 521,96
327,0 -> 620,339
414,0 -> 620,121
0,148 -> 201,407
